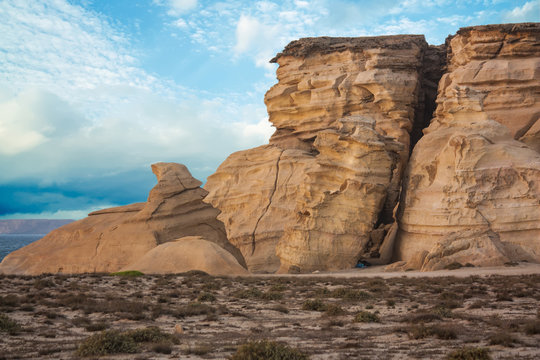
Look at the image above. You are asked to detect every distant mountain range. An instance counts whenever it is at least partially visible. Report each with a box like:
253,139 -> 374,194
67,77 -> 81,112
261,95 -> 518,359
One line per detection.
0,219 -> 74,234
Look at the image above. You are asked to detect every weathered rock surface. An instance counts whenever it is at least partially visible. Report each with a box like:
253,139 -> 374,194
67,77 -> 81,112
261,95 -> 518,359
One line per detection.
0,163 -> 245,275
122,236 -> 248,275
394,23 -> 540,270
205,35 -> 444,273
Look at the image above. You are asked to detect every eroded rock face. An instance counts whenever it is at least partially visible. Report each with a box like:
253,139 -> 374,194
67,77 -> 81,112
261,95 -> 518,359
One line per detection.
0,163 -> 246,275
394,23 -> 540,270
205,35 -> 442,273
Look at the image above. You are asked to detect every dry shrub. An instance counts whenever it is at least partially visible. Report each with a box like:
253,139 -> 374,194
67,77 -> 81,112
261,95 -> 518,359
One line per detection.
354,311 -> 380,323
230,340 -> 309,360
0,313 -> 21,335
446,347 -> 490,360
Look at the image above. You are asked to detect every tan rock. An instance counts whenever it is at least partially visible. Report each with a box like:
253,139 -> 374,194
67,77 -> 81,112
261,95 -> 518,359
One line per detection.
0,163 -> 245,275
122,236 -> 248,276
174,324 -> 184,334
395,23 -> 540,269
431,23 -> 540,148
205,35 -> 442,273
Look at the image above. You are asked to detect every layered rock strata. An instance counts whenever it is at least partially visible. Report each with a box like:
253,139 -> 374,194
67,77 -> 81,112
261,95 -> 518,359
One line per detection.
394,23 -> 540,270
205,36 -> 445,273
0,163 -> 246,275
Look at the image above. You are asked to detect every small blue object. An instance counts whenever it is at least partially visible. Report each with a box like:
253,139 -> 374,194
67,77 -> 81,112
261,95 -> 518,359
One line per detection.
355,260 -> 371,268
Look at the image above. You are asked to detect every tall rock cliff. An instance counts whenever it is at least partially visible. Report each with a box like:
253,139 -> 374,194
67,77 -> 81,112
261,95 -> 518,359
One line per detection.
394,23 -> 540,271
205,36 -> 445,273
0,163 -> 246,275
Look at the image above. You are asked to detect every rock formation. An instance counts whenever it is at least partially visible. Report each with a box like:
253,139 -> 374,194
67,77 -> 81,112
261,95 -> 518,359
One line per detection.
3,23 -> 538,275
0,163 -> 246,275
122,236 -> 248,275
393,23 -> 540,271
205,35 -> 446,273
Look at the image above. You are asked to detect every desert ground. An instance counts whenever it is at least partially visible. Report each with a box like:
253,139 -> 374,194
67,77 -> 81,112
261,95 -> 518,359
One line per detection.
1,264 -> 539,359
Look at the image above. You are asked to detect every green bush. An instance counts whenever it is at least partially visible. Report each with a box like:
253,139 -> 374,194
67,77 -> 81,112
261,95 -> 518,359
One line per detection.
446,347 -> 491,360
76,330 -> 138,356
127,326 -> 175,343
330,288 -> 371,301
233,287 -> 263,299
302,299 -> 326,312
324,304 -> 345,316
0,313 -> 21,335
77,327 -> 177,356
230,340 -> 309,360
197,292 -> 217,302
408,324 -> 430,339
354,311 -> 380,323
175,302 -> 216,318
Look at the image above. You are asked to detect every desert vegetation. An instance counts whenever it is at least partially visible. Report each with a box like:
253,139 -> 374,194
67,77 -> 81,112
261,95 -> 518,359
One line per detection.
0,272 -> 539,359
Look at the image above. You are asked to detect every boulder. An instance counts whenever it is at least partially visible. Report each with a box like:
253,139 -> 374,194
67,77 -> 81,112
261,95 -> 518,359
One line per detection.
122,236 -> 248,275
0,163 -> 245,275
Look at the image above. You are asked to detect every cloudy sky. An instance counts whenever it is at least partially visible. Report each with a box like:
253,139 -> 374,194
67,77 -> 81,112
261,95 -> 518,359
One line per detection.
0,0 -> 538,219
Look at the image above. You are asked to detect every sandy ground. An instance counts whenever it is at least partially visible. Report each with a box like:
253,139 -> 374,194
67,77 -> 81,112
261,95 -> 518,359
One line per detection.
257,262 -> 540,278
0,266 -> 539,359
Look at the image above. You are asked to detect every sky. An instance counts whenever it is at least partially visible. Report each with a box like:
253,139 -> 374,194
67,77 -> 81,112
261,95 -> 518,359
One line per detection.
0,0 -> 538,220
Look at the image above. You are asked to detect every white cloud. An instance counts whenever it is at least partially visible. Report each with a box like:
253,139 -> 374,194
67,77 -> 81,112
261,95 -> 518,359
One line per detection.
374,18 -> 432,36
0,1 -> 271,186
155,0 -> 198,16
436,14 -> 474,26
0,88 -> 84,155
172,18 -> 188,28
0,84 -> 271,184
294,0 -> 310,8
503,1 -> 540,22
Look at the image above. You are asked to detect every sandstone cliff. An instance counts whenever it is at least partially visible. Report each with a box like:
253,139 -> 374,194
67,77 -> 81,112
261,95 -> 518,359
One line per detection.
2,24 -> 538,275
0,163 -> 246,275
393,23 -> 540,271
205,35 -> 446,273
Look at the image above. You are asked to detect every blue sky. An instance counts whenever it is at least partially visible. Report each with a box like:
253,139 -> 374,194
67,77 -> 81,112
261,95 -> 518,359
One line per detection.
0,0 -> 538,219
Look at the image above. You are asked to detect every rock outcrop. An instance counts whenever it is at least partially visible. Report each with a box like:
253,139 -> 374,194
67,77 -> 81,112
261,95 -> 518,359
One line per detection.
205,35 -> 446,273
122,236 -> 249,275
394,23 -> 540,270
0,163 -> 246,275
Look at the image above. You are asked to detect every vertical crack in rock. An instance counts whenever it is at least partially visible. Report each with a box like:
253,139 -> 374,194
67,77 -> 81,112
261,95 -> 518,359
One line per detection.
92,233 -> 103,260
250,149 -> 284,255
410,44 -> 447,149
